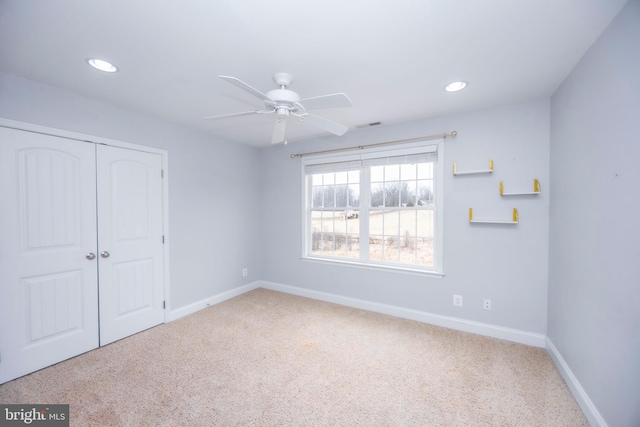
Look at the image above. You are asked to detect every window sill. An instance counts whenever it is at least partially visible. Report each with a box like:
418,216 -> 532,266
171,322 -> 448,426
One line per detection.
301,256 -> 444,278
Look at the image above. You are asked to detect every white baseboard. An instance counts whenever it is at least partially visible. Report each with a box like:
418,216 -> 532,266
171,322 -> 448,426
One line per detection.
546,337 -> 607,427
167,281 -> 260,322
257,280 -> 546,348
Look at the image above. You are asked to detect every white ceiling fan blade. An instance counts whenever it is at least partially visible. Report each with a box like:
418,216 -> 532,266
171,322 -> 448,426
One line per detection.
204,110 -> 268,120
219,75 -> 273,103
299,93 -> 352,110
302,113 -> 349,136
272,117 -> 287,144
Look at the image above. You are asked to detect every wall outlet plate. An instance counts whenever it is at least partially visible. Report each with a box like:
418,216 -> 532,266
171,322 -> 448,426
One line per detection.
483,299 -> 491,310
453,294 -> 463,306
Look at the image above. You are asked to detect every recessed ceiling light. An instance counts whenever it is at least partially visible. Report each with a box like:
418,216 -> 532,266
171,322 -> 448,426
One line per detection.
445,81 -> 467,92
86,58 -> 118,73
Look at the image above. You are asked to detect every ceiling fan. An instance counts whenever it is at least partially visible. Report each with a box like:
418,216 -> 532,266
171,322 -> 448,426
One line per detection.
205,73 -> 352,145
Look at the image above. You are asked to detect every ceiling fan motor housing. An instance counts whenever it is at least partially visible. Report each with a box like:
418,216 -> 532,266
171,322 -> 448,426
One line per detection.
266,88 -> 302,116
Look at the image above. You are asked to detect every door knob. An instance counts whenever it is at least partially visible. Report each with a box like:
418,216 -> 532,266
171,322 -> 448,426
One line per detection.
100,251 -> 111,258
86,253 -> 96,260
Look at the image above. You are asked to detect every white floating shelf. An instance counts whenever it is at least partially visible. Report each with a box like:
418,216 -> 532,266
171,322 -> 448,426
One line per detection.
469,208 -> 519,224
453,160 -> 494,176
500,179 -> 541,196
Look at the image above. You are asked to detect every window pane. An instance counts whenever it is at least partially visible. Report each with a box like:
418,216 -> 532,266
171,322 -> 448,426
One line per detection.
323,186 -> 335,208
311,230 -> 321,254
348,184 -> 360,207
321,210 -> 335,233
417,210 -> 434,238
334,211 -> 348,235
369,210 -> 383,236
383,210 -> 399,235
371,166 -> 384,183
311,210 -> 331,256
384,236 -> 399,262
334,233 -> 347,256
398,236 -> 417,264
417,237 -> 434,266
401,181 -> 417,207
320,234 -> 335,255
345,212 -> 359,234
323,173 -> 335,185
400,163 -> 417,180
384,164 -> 400,181
345,234 -> 360,259
417,163 -> 433,179
312,174 -> 323,186
335,184 -> 348,207
310,210 -> 322,239
335,171 -> 348,185
371,183 -> 384,207
312,186 -> 323,208
369,234 -> 384,261
417,180 -> 433,206
369,210 -> 384,261
384,182 -> 400,207
348,170 -> 360,184
400,210 -> 417,236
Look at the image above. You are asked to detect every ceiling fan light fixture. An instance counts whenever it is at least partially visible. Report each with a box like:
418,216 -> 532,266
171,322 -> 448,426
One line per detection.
86,58 -> 118,73
445,81 -> 467,92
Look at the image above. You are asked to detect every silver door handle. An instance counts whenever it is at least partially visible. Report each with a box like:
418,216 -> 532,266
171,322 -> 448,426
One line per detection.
100,251 -> 111,258
86,253 -> 96,260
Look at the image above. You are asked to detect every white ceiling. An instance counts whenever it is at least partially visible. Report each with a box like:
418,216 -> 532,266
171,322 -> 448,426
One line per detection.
0,0 -> 628,147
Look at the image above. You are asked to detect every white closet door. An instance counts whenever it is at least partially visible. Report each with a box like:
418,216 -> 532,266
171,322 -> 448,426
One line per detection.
0,127 -> 99,384
96,145 -> 165,345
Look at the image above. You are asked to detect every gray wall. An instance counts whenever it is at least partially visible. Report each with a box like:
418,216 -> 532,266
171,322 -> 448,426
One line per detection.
0,72 -> 263,310
260,99 -> 551,335
548,0 -> 640,426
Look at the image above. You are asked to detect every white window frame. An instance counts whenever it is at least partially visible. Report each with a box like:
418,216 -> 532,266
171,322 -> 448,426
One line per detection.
301,139 -> 444,277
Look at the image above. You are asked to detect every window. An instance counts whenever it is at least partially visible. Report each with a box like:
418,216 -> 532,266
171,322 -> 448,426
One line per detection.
303,140 -> 443,274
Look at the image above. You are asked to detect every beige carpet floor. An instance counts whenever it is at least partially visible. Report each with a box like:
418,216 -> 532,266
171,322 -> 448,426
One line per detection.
0,288 -> 588,426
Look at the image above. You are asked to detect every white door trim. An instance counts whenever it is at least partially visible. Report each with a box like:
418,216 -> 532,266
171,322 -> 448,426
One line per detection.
0,117 -> 171,323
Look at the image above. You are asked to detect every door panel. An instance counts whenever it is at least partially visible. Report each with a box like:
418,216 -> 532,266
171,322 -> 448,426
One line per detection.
114,259 -> 154,315
24,271 -> 83,343
0,127 -> 99,384
21,150 -> 79,250
97,145 -> 164,345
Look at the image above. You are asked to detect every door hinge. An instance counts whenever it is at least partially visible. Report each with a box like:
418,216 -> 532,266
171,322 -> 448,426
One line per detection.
162,235 -> 165,244
162,301 -> 166,309
161,169 -> 164,178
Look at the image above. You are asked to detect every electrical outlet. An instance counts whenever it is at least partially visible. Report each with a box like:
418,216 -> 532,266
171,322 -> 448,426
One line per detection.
483,299 -> 491,310
453,294 -> 463,307
242,268 -> 248,277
